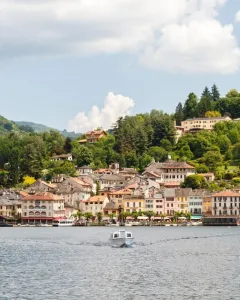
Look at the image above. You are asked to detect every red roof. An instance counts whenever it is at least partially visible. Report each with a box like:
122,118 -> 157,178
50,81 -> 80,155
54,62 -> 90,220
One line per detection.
22,192 -> 64,201
212,191 -> 240,197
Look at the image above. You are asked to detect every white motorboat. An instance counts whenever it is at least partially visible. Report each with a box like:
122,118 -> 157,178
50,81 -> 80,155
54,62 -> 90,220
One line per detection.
52,219 -> 74,227
109,229 -> 134,247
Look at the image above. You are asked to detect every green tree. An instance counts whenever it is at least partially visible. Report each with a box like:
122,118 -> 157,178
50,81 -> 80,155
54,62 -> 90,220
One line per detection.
201,86 -> 211,100
96,182 -> 100,195
174,102 -> 184,126
96,212 -> 102,224
148,147 -> 168,162
205,111 -> 221,118
197,96 -> 212,117
84,212 -> 93,222
64,137 -> 72,153
181,175 -> 208,189
183,93 -> 198,120
74,146 -> 93,167
211,84 -> 220,102
203,151 -> 223,172
144,211 -> 155,221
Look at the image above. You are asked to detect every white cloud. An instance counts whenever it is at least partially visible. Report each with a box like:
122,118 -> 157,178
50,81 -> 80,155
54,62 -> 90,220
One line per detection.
0,0 -> 240,73
236,11 -> 240,22
68,92 -> 135,133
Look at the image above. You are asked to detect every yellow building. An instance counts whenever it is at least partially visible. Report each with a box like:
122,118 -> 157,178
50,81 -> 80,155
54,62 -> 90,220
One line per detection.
175,188 -> 192,214
0,199 -> 21,219
202,195 -> 213,216
122,196 -> 145,213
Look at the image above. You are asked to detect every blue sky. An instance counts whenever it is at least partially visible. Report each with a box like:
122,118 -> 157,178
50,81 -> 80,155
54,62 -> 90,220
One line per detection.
0,0 -> 240,132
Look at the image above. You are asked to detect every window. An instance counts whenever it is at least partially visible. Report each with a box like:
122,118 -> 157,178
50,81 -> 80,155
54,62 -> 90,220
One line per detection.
127,202 -> 129,207
139,202 -> 141,207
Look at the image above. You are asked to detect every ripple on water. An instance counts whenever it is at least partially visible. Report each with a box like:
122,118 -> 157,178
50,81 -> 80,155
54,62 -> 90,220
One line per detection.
0,227 -> 240,300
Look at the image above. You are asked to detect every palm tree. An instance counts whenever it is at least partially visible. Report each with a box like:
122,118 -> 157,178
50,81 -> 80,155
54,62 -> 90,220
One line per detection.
144,211 -> 155,222
184,212 -> 192,222
174,211 -> 183,223
76,210 -> 84,221
84,212 -> 93,222
131,211 -> 139,221
109,213 -> 116,223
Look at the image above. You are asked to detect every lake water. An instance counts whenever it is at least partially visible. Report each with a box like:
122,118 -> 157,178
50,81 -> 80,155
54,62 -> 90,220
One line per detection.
0,226 -> 240,300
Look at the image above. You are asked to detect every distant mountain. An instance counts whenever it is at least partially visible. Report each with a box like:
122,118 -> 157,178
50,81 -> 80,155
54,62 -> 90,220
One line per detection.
0,115 -> 20,134
15,121 -> 81,138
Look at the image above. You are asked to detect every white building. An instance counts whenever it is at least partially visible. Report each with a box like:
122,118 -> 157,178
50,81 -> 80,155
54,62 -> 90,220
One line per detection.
212,191 -> 240,216
188,190 -> 205,215
144,158 -> 195,184
21,192 -> 65,224
98,174 -> 126,190
181,117 -> 231,133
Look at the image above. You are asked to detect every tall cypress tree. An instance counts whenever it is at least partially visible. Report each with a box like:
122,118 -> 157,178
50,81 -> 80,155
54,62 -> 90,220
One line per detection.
174,102 -> 184,125
211,84 -> 220,102
201,86 -> 211,100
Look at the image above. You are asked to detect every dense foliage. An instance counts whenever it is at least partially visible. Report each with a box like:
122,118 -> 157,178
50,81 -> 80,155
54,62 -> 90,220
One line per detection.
1,86 -> 240,190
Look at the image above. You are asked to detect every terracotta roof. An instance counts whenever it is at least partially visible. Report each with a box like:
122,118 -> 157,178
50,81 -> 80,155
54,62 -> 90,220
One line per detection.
164,182 -> 181,186
71,177 -> 91,187
86,130 -> 106,136
212,191 -> 240,197
126,183 -> 138,189
22,192 -> 64,201
144,171 -> 161,178
110,188 -> 132,195
87,196 -> 107,202
19,191 -> 29,197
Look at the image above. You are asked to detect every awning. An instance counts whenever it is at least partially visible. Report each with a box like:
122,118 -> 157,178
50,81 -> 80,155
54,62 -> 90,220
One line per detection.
137,216 -> 148,220
191,215 -> 202,220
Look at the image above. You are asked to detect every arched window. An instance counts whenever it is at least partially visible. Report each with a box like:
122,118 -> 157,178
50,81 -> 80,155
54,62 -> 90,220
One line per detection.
29,205 -> 34,209
29,211 -> 34,216
41,206 -> 46,209
41,211 -> 46,216
35,211 -> 40,216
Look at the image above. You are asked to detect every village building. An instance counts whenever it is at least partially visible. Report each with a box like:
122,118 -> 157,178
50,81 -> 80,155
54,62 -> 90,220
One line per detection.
119,168 -> 138,180
163,188 -> 177,216
109,188 -> 133,207
21,192 -> 65,224
122,194 -> 145,213
188,190 -> 205,215
175,188 -> 192,214
83,195 -> 109,216
94,168 -> 114,175
0,199 -> 21,219
103,202 -> 119,219
202,194 -> 213,216
50,153 -> 73,161
212,191 -> 240,216
144,157 -> 195,184
55,177 -> 92,209
181,116 -> 231,133
97,174 -> 126,190
83,130 -> 108,143
77,165 -> 93,175
26,179 -> 57,194
145,190 -> 165,215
